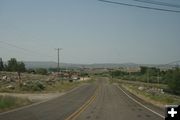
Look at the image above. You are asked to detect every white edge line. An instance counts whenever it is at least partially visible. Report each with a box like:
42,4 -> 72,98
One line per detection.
117,85 -> 165,119
0,85 -> 83,116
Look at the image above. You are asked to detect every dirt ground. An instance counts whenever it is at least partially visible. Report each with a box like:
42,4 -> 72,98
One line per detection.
0,92 -> 65,102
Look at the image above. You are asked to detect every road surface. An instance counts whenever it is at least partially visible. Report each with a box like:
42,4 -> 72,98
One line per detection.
0,83 -> 96,120
76,78 -> 164,120
0,78 -> 164,120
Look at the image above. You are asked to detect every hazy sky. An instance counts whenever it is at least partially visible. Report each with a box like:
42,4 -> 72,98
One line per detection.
0,0 -> 180,64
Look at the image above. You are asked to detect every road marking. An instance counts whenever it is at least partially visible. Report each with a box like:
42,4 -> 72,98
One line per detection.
117,85 -> 165,119
0,85 -> 84,116
65,87 -> 98,120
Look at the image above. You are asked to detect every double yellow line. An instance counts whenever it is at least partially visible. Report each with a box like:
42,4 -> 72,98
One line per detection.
65,87 -> 98,120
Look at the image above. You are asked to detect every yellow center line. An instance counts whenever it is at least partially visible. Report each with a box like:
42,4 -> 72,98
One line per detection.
65,87 -> 98,120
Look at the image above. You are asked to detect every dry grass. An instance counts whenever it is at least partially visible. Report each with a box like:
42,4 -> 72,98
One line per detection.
109,78 -> 180,107
0,95 -> 31,112
46,78 -> 94,92
121,83 -> 180,108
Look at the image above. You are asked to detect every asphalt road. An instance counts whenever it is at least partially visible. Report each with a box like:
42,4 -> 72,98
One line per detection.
76,78 -> 164,120
0,83 -> 96,120
0,78 -> 164,120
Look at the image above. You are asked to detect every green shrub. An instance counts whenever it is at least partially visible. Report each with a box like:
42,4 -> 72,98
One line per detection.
167,69 -> 180,94
22,80 -> 45,91
35,68 -> 48,75
32,81 -> 45,91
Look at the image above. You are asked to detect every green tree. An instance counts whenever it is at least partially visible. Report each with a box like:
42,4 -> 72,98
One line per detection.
17,62 -> 26,72
6,58 -> 26,72
36,68 -> 48,75
110,70 -> 128,78
6,58 -> 26,87
7,58 -> 18,71
27,68 -> 35,73
0,58 -> 4,71
148,67 -> 160,76
168,68 -> 180,94
140,66 -> 148,75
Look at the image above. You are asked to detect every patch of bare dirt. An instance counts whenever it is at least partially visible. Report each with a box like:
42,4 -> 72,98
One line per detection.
0,92 -> 64,102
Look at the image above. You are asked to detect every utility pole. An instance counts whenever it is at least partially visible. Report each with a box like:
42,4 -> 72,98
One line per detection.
55,48 -> 62,77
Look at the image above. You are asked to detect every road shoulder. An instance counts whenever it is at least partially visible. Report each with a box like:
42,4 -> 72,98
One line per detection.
114,83 -> 165,118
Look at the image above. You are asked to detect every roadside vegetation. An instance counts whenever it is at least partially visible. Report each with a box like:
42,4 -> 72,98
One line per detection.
0,71 -> 92,93
109,66 -> 180,95
0,58 -> 91,93
95,66 -> 180,107
115,79 -> 180,107
0,58 -> 93,112
0,95 -> 31,112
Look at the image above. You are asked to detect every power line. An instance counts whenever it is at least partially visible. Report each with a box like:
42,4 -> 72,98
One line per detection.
133,0 -> 180,8
98,0 -> 180,13
0,41 -> 33,53
0,40 -> 54,58
165,60 -> 180,66
154,60 -> 180,68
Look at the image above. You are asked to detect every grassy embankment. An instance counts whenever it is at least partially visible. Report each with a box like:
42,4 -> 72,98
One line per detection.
0,72 -> 94,111
0,95 -> 31,112
111,78 -> 180,108
0,79 -> 94,112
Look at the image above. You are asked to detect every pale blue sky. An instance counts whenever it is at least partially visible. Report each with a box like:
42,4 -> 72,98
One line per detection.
0,0 -> 180,64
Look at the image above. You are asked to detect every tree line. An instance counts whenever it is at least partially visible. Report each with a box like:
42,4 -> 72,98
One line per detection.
0,58 -> 26,72
0,58 -> 48,75
110,66 -> 180,94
